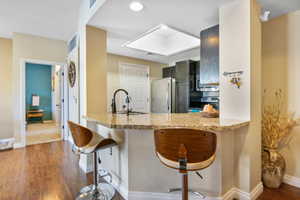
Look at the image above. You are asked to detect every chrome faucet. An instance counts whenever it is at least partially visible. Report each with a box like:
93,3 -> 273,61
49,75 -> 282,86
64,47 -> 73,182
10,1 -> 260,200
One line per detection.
111,89 -> 130,115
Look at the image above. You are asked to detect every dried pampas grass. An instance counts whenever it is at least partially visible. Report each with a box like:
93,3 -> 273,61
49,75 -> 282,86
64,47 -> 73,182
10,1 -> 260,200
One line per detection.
262,89 -> 299,149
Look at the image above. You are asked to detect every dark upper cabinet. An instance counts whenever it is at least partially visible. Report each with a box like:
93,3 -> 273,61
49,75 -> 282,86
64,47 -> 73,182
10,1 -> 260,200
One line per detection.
175,61 -> 190,83
162,66 -> 175,78
200,25 -> 219,85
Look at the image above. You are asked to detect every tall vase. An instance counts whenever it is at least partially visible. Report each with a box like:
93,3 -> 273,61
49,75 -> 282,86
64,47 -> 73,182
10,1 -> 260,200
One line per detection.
262,148 -> 286,188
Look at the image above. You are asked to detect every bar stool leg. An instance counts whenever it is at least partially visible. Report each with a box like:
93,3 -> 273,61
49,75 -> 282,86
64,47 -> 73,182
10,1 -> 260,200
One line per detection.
75,152 -> 116,200
168,172 -> 206,199
182,173 -> 189,200
93,151 -> 100,198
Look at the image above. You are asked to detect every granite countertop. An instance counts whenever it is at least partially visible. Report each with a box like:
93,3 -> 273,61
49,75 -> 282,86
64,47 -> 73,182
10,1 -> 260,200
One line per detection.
85,113 -> 249,132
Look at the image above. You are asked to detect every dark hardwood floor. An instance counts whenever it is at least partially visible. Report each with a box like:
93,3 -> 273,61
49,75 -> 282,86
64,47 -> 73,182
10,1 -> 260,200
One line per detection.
257,184 -> 300,200
0,141 -> 299,200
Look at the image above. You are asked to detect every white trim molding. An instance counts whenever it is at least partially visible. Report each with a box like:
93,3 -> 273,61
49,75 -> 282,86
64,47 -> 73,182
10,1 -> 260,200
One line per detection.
0,138 -> 15,150
102,172 -> 263,200
231,182 -> 264,200
222,187 -> 236,200
18,59 -> 67,147
128,192 -> 221,200
13,142 -> 26,149
284,174 -> 300,188
120,185 -> 262,200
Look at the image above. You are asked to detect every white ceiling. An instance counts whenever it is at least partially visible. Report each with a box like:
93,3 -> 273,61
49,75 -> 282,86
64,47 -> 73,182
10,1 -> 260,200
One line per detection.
0,0 -> 299,60
89,0 -> 300,64
0,0 -> 81,41
89,0 -> 232,64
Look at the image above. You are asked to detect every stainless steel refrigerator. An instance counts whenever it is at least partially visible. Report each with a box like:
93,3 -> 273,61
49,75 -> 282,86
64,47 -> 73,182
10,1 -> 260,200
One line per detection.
151,78 -> 176,113
151,77 -> 190,113
152,61 -> 191,113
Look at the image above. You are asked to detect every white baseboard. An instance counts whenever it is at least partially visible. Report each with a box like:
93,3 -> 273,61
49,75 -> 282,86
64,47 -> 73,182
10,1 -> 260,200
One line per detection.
103,171 -> 263,200
126,187 -> 261,200
222,187 -> 236,200
0,138 -> 15,150
128,191 -> 220,200
13,142 -> 26,149
250,182 -> 264,200
128,183 -> 263,200
284,174 -> 300,188
232,182 -> 263,200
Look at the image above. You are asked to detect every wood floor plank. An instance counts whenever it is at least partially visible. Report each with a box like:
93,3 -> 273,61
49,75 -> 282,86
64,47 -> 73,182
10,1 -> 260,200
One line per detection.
0,141 -> 299,200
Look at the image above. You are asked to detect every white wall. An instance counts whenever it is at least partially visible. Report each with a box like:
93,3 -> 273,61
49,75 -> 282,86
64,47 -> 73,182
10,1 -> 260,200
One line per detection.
77,0 -> 107,125
12,33 -> 67,144
219,0 -> 251,121
0,38 -> 13,140
262,10 -> 300,179
52,65 -> 62,125
86,26 -> 108,115
220,0 -> 262,193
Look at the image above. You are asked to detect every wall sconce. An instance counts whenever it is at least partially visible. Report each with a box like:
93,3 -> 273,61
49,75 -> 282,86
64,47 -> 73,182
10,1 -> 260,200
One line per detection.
223,71 -> 243,89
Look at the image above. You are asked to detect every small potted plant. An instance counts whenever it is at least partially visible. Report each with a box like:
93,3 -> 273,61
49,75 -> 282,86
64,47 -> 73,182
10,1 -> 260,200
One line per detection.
262,89 -> 299,188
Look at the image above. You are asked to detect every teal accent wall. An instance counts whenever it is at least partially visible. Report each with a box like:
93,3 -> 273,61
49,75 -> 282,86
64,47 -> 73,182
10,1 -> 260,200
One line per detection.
26,63 -> 52,121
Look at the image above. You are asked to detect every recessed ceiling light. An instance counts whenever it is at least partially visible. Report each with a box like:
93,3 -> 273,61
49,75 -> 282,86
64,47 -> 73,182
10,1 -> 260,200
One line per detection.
129,1 -> 144,12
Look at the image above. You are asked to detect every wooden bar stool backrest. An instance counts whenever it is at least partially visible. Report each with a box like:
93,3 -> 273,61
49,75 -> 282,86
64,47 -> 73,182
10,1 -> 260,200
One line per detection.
68,121 -> 93,147
154,128 -> 217,171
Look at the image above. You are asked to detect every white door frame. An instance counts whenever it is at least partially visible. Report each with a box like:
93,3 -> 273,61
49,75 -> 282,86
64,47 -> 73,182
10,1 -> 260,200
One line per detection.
119,62 -> 151,113
61,65 -> 70,141
19,58 -> 68,147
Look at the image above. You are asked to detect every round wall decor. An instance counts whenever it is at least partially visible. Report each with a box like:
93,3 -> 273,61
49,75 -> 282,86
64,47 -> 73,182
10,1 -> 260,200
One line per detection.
68,61 -> 76,88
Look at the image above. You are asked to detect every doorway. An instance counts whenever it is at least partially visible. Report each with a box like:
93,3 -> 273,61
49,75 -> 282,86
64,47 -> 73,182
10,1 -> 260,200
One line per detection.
119,63 -> 150,113
24,62 -> 66,146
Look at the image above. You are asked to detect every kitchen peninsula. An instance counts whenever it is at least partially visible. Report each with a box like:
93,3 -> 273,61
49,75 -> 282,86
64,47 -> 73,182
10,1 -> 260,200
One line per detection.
85,112 -> 250,199
86,112 -> 249,131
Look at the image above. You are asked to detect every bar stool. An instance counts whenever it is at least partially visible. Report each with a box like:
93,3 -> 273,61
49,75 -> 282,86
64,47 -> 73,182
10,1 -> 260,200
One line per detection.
154,128 -> 217,200
68,121 -> 117,200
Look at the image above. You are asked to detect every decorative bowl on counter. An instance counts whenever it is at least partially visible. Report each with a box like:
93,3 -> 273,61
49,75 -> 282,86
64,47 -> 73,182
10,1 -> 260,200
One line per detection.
200,111 -> 219,118
201,104 -> 219,118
